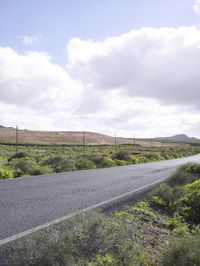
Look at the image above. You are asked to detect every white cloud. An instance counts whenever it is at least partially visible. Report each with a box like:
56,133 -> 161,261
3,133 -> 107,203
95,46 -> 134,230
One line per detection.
18,35 -> 42,46
0,47 -> 82,109
0,47 -> 84,131
193,0 -> 200,14
72,93 -> 200,138
1,26 -> 200,138
67,26 -> 200,109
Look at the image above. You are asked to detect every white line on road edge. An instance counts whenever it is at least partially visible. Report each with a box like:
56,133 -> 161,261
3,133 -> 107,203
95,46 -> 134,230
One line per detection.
0,176 -> 169,247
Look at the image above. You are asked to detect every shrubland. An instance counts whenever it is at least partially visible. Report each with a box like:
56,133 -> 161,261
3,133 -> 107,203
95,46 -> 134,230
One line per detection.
0,143 -> 199,180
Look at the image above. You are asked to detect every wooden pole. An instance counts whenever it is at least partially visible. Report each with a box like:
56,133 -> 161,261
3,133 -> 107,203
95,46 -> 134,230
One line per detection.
83,131 -> 86,151
16,126 -> 18,153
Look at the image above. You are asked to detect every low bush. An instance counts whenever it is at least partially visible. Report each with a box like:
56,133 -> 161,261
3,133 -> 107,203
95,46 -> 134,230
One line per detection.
113,151 -> 131,161
8,152 -> 28,162
137,156 -> 148,163
114,159 -> 126,166
152,184 -> 173,208
131,156 -> 140,164
167,165 -> 195,186
99,157 -> 116,168
76,158 -> 96,170
1,145 -> 200,181
180,190 -> 200,224
43,155 -> 76,172
152,183 -> 184,213
186,163 -> 200,177
89,155 -> 116,168
185,179 -> 200,191
15,159 -> 34,173
29,165 -> 53,176
167,214 -> 189,236
88,154 -> 103,166
11,158 -> 37,177
161,235 -> 200,266
0,167 -> 13,180
6,212 -> 152,266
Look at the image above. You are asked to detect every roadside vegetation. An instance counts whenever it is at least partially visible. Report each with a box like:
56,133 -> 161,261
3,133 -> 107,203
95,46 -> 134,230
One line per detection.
0,143 -> 199,180
1,163 -> 200,265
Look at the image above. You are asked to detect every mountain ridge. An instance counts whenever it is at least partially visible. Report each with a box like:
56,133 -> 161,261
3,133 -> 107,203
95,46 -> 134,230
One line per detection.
155,134 -> 200,142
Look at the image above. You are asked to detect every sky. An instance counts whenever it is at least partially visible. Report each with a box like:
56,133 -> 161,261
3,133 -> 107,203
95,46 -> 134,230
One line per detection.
0,0 -> 200,138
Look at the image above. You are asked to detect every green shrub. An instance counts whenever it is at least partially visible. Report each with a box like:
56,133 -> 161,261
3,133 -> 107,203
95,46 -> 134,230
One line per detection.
89,155 -> 116,168
14,169 -> 24,178
152,183 -> 183,213
129,201 -> 156,218
10,157 -> 55,177
15,159 -> 34,172
137,156 -> 148,163
181,190 -> 200,224
8,212 -> 152,266
11,158 -> 37,176
88,253 -> 116,265
185,179 -> 200,191
172,224 -> 189,236
115,201 -> 155,220
193,224 -> 200,235
44,156 -> 76,172
0,167 -> 13,180
161,235 -> 200,266
100,157 -> 116,168
162,153 -> 173,160
152,165 -> 200,225
8,152 -> 28,162
167,166 -> 195,186
167,214 -> 184,230
151,195 -> 166,207
76,158 -> 96,170
167,214 -> 189,236
131,156 -> 139,164
114,159 -> 126,166
29,165 -> 53,176
152,184 -> 173,208
113,151 -> 131,161
89,154 -> 103,166
186,163 -> 200,177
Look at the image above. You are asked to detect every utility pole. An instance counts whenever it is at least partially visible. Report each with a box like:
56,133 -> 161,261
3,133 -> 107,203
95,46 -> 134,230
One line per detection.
115,132 -> 117,146
83,131 -> 86,151
134,132 -> 136,146
15,125 -> 18,153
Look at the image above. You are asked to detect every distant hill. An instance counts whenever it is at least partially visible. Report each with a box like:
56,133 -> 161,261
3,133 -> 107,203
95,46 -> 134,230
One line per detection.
0,128 -> 129,145
0,125 -> 5,128
155,134 -> 200,142
0,128 -> 176,147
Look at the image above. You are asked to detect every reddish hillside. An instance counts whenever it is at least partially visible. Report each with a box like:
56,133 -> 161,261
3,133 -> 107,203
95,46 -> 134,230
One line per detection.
0,128 -> 178,147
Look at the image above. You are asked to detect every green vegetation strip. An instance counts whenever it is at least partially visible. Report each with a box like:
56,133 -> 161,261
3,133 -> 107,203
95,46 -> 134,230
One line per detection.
1,163 -> 200,265
0,143 -> 200,180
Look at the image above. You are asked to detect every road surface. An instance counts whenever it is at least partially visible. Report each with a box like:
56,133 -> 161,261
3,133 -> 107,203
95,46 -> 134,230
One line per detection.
0,154 -> 200,242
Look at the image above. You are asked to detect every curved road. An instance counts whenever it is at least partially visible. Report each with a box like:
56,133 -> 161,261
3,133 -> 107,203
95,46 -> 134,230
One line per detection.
1,154 -> 200,243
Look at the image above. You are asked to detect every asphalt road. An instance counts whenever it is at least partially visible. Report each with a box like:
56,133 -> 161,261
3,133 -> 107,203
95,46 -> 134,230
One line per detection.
1,153 -> 200,242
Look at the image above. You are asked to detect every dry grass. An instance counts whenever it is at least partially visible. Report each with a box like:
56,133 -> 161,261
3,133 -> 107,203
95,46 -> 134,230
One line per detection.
0,128 -> 182,147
